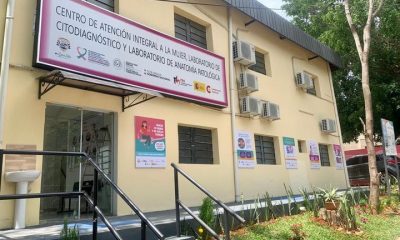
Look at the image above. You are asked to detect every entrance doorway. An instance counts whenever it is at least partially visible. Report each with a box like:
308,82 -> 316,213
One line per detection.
40,104 -> 114,222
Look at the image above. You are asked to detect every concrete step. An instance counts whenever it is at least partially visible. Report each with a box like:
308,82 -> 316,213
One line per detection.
165,236 -> 195,240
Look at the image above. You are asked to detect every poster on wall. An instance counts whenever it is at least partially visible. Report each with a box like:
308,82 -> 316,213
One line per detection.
236,131 -> 256,168
34,0 -> 227,107
308,140 -> 321,169
381,118 -> 398,156
333,144 -> 344,169
135,116 -> 166,168
283,137 -> 297,169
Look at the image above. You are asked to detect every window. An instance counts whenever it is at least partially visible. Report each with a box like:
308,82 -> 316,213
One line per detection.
249,51 -> 266,75
319,144 -> 330,166
86,0 -> 114,11
298,140 -> 306,153
255,135 -> 276,165
178,126 -> 213,164
175,14 -> 207,49
307,78 -> 317,96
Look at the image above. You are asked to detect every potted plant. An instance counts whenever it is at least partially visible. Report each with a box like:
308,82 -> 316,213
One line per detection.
318,187 -> 340,210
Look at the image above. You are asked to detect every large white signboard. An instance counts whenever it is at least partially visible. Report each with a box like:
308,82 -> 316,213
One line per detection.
381,118 -> 397,156
35,0 -> 227,107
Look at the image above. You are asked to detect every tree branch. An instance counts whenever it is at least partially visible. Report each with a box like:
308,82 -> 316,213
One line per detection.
344,0 -> 364,60
372,0 -> 384,17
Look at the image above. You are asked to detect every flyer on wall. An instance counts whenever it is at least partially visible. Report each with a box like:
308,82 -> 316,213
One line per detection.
236,131 -> 256,168
283,137 -> 297,169
135,116 -> 166,168
333,144 -> 344,169
308,140 -> 321,169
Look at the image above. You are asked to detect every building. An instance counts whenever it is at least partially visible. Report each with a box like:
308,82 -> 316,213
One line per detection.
0,0 -> 347,229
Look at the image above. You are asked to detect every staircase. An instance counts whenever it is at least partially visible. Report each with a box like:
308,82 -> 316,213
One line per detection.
0,149 -> 244,240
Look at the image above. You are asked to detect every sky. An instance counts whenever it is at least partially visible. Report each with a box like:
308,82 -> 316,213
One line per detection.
257,0 -> 290,19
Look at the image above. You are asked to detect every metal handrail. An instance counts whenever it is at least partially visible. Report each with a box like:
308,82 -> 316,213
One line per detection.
171,163 -> 245,240
0,149 -> 164,240
0,191 -> 123,240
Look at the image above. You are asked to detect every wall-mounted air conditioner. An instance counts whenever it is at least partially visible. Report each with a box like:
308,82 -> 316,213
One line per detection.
296,72 -> 314,90
233,41 -> 256,66
260,101 -> 280,120
240,96 -> 260,115
321,119 -> 336,133
239,71 -> 259,93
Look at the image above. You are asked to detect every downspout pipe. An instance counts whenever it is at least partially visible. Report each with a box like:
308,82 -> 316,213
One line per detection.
0,0 -> 16,148
327,63 -> 350,188
228,7 -> 240,202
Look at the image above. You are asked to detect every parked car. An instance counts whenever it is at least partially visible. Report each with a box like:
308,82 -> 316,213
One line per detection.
346,154 -> 400,186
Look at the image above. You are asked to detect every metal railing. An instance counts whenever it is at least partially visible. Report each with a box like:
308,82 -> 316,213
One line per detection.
171,163 -> 245,240
0,150 -> 164,240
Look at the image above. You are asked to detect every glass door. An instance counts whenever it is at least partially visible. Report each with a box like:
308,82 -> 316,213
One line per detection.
40,104 -> 114,222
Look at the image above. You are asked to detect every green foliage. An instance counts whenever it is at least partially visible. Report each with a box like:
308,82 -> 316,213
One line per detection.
60,218 -> 79,240
263,192 -> 276,221
198,197 -> 215,240
318,187 -> 339,203
283,0 -> 400,142
338,190 -> 358,230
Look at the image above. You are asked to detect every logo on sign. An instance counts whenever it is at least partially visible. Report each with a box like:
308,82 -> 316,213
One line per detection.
113,59 -> 123,70
55,38 -> 71,59
77,47 -> 88,60
56,38 -> 71,52
194,81 -> 206,93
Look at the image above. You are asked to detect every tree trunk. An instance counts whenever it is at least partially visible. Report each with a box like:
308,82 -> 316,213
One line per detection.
361,59 -> 379,213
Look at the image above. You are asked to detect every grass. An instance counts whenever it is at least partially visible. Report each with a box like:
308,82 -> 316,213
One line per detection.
232,212 -> 400,240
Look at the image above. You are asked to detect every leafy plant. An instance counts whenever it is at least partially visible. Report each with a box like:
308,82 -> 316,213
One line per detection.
263,192 -> 276,221
199,197 -> 215,240
290,223 -> 306,240
318,187 -> 339,203
338,191 -> 357,230
60,218 -> 79,240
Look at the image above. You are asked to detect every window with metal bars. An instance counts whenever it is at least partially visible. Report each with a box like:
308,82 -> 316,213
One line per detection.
319,144 -> 330,166
178,126 -> 214,164
307,78 -> 317,95
174,14 -> 207,49
248,51 -> 267,75
254,135 -> 276,165
86,0 -> 114,11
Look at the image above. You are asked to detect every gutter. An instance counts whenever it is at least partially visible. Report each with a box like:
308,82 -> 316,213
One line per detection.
0,0 -> 16,148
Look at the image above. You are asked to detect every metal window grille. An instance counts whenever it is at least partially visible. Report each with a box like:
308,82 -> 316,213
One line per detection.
255,135 -> 276,165
319,144 -> 330,166
178,126 -> 213,164
174,14 -> 207,49
249,51 -> 266,75
86,0 -> 114,11
307,78 -> 317,95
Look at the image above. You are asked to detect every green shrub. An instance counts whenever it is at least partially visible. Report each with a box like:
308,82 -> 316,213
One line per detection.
199,197 -> 215,240
60,218 -> 79,240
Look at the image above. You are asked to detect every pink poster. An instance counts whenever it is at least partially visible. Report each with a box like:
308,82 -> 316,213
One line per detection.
333,144 -> 344,169
135,116 -> 166,168
307,140 -> 320,169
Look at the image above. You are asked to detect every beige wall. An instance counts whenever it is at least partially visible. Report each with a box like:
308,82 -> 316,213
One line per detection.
0,0 -> 346,229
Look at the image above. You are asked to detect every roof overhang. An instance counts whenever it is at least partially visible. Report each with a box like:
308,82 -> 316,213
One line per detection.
38,70 -> 163,111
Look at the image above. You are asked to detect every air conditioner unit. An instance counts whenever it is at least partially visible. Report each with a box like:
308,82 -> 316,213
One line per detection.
296,72 -> 314,89
321,119 -> 336,133
240,96 -> 260,115
260,101 -> 280,120
233,41 -> 256,66
239,71 -> 259,93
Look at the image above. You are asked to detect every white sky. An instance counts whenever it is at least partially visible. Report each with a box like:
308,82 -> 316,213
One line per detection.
257,0 -> 289,19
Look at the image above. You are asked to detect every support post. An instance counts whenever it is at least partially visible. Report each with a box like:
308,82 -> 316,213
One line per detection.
92,169 -> 98,240
223,211 -> 231,240
141,220 -> 146,240
174,168 -> 181,237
